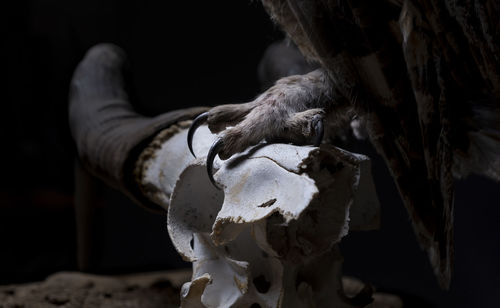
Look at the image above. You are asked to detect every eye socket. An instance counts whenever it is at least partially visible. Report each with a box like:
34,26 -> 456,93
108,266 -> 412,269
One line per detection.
252,275 -> 271,293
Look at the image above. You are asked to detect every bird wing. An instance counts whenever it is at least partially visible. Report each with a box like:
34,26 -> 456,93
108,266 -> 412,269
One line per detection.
259,0 -> 499,288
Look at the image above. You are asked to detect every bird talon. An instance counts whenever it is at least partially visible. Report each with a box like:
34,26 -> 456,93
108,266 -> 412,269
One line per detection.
312,115 -> 324,147
207,138 -> 224,189
187,112 -> 209,157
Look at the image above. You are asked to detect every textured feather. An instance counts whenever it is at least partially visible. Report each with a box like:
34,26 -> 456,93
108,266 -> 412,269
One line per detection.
261,0 -> 500,289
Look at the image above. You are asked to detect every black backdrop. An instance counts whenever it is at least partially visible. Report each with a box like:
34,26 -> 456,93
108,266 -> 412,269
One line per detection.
2,1 -> 499,307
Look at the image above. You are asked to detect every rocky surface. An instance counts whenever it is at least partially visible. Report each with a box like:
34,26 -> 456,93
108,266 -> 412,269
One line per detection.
0,270 -> 190,308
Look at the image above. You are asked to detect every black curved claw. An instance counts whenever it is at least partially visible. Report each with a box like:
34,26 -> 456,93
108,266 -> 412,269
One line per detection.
187,112 -> 209,157
312,115 -> 324,147
207,138 -> 224,189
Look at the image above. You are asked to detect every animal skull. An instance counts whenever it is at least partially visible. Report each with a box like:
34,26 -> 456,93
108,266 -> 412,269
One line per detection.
137,124 -> 381,307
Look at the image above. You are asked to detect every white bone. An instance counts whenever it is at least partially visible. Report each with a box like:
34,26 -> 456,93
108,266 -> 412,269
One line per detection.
138,124 -> 382,307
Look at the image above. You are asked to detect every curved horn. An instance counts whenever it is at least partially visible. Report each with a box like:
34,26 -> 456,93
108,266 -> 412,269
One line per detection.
69,43 -> 208,211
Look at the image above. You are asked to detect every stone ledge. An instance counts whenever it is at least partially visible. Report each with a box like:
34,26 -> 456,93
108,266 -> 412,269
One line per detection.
0,270 -> 191,308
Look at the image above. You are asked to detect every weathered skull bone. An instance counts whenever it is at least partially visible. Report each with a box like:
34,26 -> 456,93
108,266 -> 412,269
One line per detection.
136,125 -> 381,307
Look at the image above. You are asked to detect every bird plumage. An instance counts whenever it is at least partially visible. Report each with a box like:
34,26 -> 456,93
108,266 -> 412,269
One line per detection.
259,0 -> 500,288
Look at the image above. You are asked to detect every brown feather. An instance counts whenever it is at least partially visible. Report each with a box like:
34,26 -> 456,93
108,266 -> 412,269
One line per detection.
261,0 -> 500,288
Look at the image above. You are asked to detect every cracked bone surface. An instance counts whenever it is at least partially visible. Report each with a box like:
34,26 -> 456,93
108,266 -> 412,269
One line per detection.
136,124 -> 382,308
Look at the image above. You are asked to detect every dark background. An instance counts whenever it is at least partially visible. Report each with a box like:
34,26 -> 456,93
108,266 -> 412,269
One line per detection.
2,1 -> 499,307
